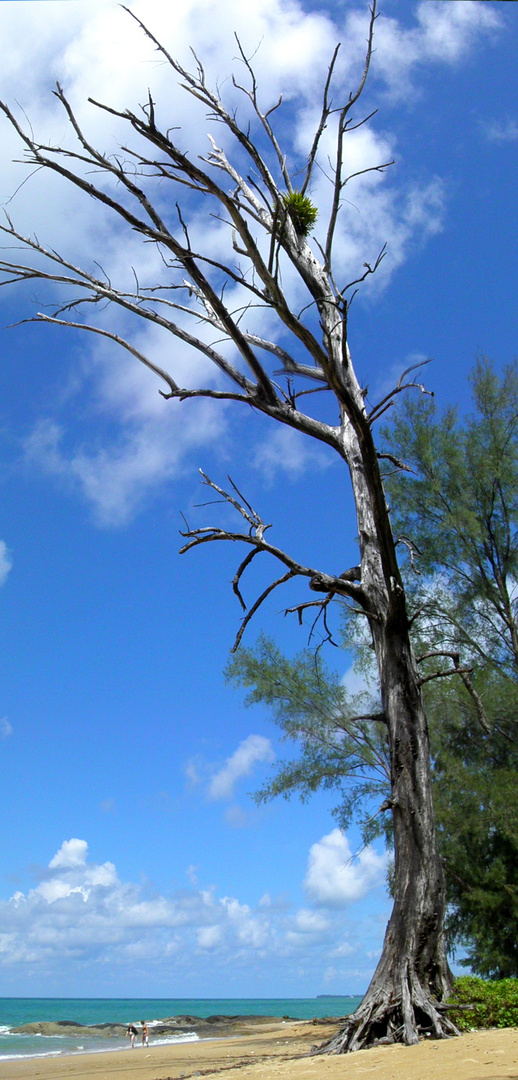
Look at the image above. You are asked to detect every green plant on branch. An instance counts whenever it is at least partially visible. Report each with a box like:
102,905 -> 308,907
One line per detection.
282,191 -> 319,236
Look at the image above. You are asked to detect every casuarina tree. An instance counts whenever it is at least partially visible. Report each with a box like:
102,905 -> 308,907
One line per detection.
383,359 -> 518,980
0,2 -> 459,1049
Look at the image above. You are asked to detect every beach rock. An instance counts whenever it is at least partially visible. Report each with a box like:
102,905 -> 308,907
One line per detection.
12,1021 -> 128,1039
11,1015 -> 298,1041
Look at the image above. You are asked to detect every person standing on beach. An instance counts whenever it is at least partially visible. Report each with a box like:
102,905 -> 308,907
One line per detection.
127,1023 -> 138,1048
141,1020 -> 149,1047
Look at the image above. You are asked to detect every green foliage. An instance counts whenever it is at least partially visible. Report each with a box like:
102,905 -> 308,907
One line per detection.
226,634 -> 390,842
431,679 -> 518,977
447,977 -> 518,1030
383,357 -> 518,676
282,190 -> 318,236
382,357 -> 518,977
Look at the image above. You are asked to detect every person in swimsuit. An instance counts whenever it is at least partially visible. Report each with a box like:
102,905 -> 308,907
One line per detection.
141,1020 -> 149,1047
127,1023 -> 138,1048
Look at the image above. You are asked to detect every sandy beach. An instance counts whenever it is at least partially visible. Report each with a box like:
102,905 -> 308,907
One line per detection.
2,1019 -> 518,1080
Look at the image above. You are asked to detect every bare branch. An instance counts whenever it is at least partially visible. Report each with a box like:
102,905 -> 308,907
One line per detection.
198,471 -> 267,535
417,666 -> 473,687
325,0 -> 379,267
179,473 -> 367,609
457,669 -> 493,736
341,243 -> 387,297
395,535 -> 422,574
350,712 -> 387,726
0,230 -> 261,397
33,314 -> 180,396
244,333 -> 328,383
121,6 -> 282,202
377,452 -> 413,473
232,548 -> 262,611
368,359 -> 434,424
416,650 -> 474,687
232,571 -> 296,652
417,649 -> 462,665
301,43 -> 341,196
284,593 -> 341,648
232,35 -> 292,191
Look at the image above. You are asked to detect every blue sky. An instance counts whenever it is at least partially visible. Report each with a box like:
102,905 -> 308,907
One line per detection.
0,0 -> 516,998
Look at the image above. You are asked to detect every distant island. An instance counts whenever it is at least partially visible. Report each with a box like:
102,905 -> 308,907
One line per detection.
316,995 -> 358,999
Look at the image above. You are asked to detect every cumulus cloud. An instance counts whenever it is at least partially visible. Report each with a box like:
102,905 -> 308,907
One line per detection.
208,734 -> 275,800
197,924 -> 222,950
292,908 -> 330,935
1,833 -> 388,983
49,838 -> 88,869
304,829 -> 388,907
35,840 -> 118,904
220,896 -> 269,948
1,838 -> 271,971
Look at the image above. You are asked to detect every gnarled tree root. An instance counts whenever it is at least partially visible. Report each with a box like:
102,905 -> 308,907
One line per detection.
315,972 -> 460,1054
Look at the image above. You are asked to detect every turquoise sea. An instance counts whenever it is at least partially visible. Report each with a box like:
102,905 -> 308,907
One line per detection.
0,997 -> 362,1061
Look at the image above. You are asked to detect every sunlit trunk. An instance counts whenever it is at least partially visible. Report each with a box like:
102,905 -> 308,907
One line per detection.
322,418 -> 457,1052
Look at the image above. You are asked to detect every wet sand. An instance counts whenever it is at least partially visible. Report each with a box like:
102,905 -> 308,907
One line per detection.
2,1019 -> 518,1080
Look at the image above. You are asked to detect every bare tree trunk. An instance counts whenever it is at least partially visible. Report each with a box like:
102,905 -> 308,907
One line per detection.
269,365 -> 453,1050
325,635 -> 455,1050
319,421 -> 457,1050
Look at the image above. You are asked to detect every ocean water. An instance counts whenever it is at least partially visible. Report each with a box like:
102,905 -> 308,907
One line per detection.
0,997 -> 362,1061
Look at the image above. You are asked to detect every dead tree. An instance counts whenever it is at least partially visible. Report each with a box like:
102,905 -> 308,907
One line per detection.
0,1 -> 459,1050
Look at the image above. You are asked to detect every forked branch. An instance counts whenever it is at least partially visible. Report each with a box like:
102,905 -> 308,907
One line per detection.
368,359 -> 434,424
179,473 -> 367,648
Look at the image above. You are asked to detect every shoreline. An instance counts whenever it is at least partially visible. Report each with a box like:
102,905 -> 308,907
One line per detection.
0,1019 -> 331,1078
1,1019 -> 518,1080
0,1031 -> 204,1064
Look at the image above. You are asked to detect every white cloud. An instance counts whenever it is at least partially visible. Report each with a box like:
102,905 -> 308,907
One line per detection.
413,1 -> 500,63
0,542 -> 13,586
362,1 -> 501,100
340,663 -> 375,699
1,834 -> 389,984
293,908 -> 330,935
252,427 -> 332,485
24,391 -> 227,528
37,840 -> 118,904
0,717 -> 13,739
304,828 -> 388,907
197,924 -> 222,950
49,838 -> 88,869
482,118 -> 518,144
332,941 -> 355,958
220,896 -> 269,948
208,734 -> 275,800
184,759 -> 202,787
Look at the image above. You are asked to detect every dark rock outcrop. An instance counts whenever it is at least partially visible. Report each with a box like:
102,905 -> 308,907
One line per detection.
12,1014 -> 298,1041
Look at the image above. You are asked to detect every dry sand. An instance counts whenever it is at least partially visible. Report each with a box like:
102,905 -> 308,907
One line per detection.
2,1019 -> 518,1080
